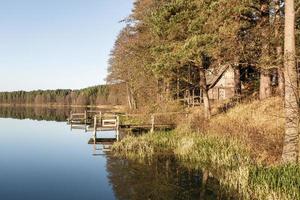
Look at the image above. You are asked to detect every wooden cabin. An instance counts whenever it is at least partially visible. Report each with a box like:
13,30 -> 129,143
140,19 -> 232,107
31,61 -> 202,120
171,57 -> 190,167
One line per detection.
180,65 -> 237,106
207,65 -> 236,101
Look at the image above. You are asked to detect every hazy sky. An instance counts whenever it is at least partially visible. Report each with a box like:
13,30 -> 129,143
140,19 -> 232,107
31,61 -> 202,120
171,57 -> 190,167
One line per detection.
0,0 -> 134,92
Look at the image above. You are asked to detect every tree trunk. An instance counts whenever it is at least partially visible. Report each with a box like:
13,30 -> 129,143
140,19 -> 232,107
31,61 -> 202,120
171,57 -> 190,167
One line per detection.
126,83 -> 133,109
274,0 -> 285,97
259,2 -> 272,100
259,69 -> 272,100
199,68 -> 211,119
177,66 -> 180,100
282,0 -> 299,164
131,98 -> 137,110
234,65 -> 242,97
166,79 -> 171,100
278,59 -> 285,97
126,83 -> 137,110
130,89 -> 137,110
157,79 -> 164,103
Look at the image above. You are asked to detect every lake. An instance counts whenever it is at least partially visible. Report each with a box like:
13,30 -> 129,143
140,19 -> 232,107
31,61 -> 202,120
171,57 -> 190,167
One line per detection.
0,107 -> 225,200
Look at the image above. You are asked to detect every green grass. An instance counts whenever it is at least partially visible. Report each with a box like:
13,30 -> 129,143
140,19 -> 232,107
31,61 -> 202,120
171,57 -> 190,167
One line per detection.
249,165 -> 300,200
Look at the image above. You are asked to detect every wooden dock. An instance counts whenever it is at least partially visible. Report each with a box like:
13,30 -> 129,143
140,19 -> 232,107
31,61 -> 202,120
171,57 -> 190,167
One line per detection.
68,110 -> 183,156
68,110 -> 178,134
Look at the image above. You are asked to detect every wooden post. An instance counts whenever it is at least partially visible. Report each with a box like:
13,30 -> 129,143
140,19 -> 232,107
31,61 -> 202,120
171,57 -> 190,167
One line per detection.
116,115 -> 120,141
99,111 -> 102,127
68,111 -> 72,123
116,115 -> 120,129
84,110 -> 87,132
150,115 -> 155,133
93,115 -> 97,139
84,110 -> 87,124
200,89 -> 202,104
70,111 -> 73,130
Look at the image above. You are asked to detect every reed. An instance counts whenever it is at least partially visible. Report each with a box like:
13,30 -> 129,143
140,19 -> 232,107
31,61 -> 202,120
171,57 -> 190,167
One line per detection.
249,164 -> 300,200
112,130 -> 300,199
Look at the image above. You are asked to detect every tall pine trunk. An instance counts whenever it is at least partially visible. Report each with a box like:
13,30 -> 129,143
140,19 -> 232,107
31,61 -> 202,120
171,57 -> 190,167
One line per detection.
199,68 -> 211,119
126,83 -> 133,110
259,2 -> 272,100
282,0 -> 299,163
277,47 -> 285,97
274,0 -> 285,97
126,83 -> 137,110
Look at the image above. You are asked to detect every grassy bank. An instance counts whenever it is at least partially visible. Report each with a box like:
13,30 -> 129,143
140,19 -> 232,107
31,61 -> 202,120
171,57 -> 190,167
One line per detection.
112,98 -> 299,199
112,131 -> 300,200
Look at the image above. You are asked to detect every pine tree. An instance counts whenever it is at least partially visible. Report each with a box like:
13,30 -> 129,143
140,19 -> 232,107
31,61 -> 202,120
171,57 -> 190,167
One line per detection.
282,0 -> 300,163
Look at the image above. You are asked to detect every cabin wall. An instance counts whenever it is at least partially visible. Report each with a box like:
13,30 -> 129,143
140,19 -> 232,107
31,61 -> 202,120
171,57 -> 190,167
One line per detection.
208,68 -> 235,100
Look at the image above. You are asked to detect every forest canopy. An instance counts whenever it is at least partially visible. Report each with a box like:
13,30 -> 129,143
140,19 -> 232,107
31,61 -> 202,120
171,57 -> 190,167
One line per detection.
107,0 -> 300,112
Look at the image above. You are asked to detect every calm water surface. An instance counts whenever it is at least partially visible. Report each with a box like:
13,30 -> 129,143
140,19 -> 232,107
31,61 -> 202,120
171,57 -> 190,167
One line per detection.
0,107 -> 226,200
0,118 -> 116,200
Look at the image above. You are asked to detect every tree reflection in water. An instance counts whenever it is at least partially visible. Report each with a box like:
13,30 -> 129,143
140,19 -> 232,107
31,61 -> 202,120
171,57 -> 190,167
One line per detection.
106,155 -> 233,200
0,106 -> 79,122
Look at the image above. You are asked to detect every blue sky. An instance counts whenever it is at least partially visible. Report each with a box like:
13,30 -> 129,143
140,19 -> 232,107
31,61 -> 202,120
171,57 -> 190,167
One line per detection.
0,0 -> 134,92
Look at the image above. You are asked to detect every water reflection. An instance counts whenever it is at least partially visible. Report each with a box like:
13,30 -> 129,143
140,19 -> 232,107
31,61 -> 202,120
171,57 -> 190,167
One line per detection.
0,118 -> 116,200
106,155 -> 231,200
0,108 -> 234,200
0,106 -> 72,121
0,106 -> 109,122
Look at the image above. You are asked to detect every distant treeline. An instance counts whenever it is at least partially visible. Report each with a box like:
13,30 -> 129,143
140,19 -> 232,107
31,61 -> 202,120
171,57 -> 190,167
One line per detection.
0,84 -> 126,106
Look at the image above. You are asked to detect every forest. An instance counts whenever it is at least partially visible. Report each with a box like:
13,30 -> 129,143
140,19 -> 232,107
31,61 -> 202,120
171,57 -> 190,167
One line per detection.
108,0 -> 300,111
108,0 -> 300,163
108,1 -> 300,198
0,84 -> 124,106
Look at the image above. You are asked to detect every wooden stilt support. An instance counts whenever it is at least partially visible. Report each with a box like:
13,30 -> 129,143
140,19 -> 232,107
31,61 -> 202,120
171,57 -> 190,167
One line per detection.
70,111 -> 73,130
99,111 -> 102,127
93,115 -> 97,140
84,110 -> 87,132
116,115 -> 120,141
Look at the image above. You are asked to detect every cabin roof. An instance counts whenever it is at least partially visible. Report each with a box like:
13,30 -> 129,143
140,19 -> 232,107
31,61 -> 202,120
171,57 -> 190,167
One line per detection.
207,65 -> 230,89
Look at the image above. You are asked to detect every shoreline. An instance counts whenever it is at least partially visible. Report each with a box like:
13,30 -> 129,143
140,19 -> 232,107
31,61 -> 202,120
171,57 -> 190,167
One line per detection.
0,103 -> 125,110
111,97 -> 299,200
112,130 -> 299,200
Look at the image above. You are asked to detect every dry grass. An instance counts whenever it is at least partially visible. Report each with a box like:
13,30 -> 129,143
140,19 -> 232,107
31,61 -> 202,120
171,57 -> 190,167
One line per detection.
187,97 -> 285,164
